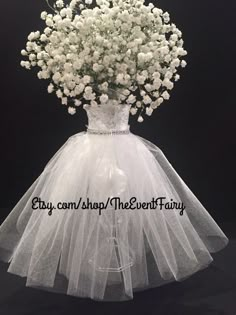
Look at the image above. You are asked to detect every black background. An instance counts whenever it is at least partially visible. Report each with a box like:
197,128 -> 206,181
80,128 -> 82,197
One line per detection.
0,0 -> 235,223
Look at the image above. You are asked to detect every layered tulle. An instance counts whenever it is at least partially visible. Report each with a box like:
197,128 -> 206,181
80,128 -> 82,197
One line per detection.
0,131 -> 228,300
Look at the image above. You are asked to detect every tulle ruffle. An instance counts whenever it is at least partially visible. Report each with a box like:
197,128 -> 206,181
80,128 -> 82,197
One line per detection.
0,132 -> 228,301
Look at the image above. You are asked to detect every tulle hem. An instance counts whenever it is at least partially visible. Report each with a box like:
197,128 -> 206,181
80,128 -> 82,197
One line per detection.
0,131 -> 229,301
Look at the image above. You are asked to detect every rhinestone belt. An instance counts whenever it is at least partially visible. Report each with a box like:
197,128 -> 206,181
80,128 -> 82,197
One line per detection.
86,126 -> 130,135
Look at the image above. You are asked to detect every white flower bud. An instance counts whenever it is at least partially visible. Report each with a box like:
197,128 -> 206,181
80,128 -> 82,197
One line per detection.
146,106 -> 153,116
143,95 -> 152,104
47,84 -> 54,93
40,34 -> 48,42
74,99 -> 82,106
28,32 -> 35,41
46,18 -> 54,27
62,97 -> 68,105
127,95 -> 136,104
21,49 -> 27,56
29,54 -> 36,61
175,74 -> 180,81
82,75 -> 91,84
162,91 -> 170,100
37,71 -> 42,79
68,107 -> 76,115
100,94 -> 109,104
157,97 -> 164,105
60,8 -> 67,17
56,90 -> 63,98
130,107 -> 137,115
138,116 -> 144,123
56,0 -> 64,8
40,11 -> 48,20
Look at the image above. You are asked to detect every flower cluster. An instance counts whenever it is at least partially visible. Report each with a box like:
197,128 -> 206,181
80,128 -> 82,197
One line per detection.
21,0 -> 187,121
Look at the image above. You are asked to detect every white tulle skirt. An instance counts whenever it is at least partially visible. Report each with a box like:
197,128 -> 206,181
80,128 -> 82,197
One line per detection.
0,131 -> 228,301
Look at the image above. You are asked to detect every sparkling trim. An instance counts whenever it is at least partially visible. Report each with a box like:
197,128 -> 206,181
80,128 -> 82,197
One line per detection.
86,126 -> 130,135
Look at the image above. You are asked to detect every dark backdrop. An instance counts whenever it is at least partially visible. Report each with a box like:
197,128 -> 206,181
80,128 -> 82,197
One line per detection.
0,0 -> 235,223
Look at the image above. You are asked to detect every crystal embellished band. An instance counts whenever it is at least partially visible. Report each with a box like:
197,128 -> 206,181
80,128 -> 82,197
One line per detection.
86,126 -> 130,135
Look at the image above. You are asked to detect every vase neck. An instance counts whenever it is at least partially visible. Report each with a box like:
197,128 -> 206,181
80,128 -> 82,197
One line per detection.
84,103 -> 131,132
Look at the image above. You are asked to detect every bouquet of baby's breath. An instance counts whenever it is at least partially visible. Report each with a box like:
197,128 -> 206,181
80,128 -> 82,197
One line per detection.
21,0 -> 187,122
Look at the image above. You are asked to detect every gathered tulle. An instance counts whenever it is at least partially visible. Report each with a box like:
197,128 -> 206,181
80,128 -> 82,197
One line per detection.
0,131 -> 228,301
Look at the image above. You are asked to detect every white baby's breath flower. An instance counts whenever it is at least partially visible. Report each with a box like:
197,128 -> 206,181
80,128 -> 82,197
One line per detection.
157,97 -> 164,105
170,34 -> 178,42
171,58 -> 180,68
123,89 -> 131,96
64,88 -> 70,96
127,95 -> 136,104
84,86 -> 93,94
53,72 -> 61,83
93,63 -> 101,72
28,32 -> 35,41
75,83 -> 85,95
137,52 -> 146,65
162,91 -> 170,100
62,97 -> 68,105
82,75 -> 91,84
163,12 -> 170,23
47,84 -> 54,93
151,101 -> 158,109
41,70 -> 50,79
100,82 -> 109,92
145,84 -> 153,92
56,0 -> 64,8
138,115 -> 144,123
21,49 -> 28,56
143,95 -> 152,104
21,0 -> 187,117
130,107 -> 138,115
21,61 -> 31,69
69,0 -> 77,9
146,106 -> 153,116
34,31 -> 40,39
46,18 -> 54,27
140,90 -> 146,97
137,75 -> 146,85
37,60 -> 44,67
74,99 -> 82,106
165,71 -> 173,79
175,74 -> 180,81
40,11 -> 47,20
162,78 -> 174,90
56,90 -> 63,98
40,34 -> 48,42
68,107 -> 76,115
37,71 -> 42,79
60,8 -> 67,17
44,27 -> 52,35
100,94 -> 109,104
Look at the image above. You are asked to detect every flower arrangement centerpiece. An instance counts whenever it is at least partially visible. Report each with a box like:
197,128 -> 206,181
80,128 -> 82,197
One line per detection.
21,0 -> 187,122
